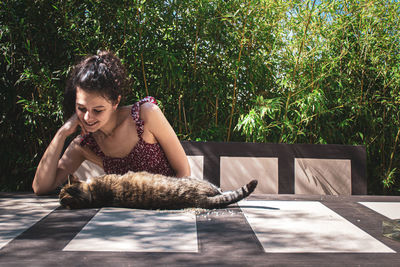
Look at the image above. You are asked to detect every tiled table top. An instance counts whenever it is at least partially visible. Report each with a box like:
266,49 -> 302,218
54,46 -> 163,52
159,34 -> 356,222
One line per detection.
1,193 -> 399,266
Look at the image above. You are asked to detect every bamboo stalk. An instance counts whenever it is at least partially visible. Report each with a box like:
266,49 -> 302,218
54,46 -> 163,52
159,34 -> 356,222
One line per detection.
193,22 -> 199,77
182,99 -> 189,136
387,127 -> 400,178
178,95 -> 182,135
137,6 -> 149,96
215,96 -> 218,126
280,0 -> 317,143
140,53 -> 149,96
227,2 -> 248,142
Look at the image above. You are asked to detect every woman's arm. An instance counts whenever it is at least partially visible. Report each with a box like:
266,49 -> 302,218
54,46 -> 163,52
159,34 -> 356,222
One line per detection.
32,114 -> 85,195
141,103 -> 190,178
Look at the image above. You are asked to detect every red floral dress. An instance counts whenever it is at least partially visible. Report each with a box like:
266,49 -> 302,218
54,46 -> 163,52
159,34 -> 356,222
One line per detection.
80,96 -> 176,176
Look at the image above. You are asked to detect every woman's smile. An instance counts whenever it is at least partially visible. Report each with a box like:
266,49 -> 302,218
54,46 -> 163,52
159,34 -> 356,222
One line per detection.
75,87 -> 120,134
84,121 -> 99,127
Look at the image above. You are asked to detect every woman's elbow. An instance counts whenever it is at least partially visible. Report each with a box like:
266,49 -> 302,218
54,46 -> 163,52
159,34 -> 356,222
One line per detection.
32,180 -> 50,196
176,164 -> 191,178
32,182 -> 43,196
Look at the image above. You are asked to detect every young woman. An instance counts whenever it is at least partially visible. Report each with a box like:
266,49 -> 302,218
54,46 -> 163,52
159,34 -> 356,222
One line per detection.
32,51 -> 190,195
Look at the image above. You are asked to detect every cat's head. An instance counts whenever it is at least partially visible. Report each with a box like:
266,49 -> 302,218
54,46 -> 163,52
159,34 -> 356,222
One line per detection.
59,180 -> 92,209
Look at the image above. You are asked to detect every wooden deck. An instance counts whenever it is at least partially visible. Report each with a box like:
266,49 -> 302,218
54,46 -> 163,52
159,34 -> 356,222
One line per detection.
1,193 -> 399,266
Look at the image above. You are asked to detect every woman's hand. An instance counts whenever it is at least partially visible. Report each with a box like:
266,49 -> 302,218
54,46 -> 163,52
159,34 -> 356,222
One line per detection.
59,114 -> 87,137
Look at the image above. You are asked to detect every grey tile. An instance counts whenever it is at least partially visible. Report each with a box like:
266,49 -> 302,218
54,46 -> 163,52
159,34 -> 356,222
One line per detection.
220,157 -> 278,194
295,158 -> 351,195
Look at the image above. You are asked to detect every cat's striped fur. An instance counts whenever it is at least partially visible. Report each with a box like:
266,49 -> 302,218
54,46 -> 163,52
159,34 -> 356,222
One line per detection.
59,171 -> 258,210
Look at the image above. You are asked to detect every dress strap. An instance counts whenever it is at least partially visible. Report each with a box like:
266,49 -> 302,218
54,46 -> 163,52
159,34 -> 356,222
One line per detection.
130,96 -> 158,138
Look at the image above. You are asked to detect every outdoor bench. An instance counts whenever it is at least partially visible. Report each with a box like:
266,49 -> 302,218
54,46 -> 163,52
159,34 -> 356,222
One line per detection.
75,141 -> 367,195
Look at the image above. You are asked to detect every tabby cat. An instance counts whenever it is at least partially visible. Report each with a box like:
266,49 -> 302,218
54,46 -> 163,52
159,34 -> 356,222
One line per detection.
59,171 -> 258,210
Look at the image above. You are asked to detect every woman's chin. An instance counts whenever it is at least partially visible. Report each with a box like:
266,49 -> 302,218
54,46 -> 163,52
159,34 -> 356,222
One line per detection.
84,122 -> 100,132
87,127 -> 100,133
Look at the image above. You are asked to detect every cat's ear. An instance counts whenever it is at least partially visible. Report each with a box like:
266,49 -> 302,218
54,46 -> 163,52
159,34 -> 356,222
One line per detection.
68,174 -> 81,185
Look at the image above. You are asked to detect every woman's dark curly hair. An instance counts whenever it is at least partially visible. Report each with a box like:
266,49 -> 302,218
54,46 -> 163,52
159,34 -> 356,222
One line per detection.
63,51 -> 129,118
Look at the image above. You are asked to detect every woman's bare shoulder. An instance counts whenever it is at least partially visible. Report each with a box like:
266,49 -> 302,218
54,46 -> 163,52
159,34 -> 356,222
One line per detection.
139,102 -> 161,120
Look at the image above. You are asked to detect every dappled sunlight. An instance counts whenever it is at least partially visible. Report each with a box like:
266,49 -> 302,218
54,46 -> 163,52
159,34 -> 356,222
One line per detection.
63,208 -> 198,252
239,200 -> 395,253
0,196 -> 59,249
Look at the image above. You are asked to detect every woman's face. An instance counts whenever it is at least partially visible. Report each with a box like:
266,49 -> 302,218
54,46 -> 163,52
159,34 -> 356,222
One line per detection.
75,86 -> 119,133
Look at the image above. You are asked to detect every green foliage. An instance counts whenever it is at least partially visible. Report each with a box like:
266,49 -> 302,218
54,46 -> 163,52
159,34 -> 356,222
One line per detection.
236,0 -> 400,194
0,0 -> 399,194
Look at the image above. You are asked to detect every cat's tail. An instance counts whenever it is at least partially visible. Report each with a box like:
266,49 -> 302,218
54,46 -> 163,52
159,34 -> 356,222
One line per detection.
204,179 -> 258,209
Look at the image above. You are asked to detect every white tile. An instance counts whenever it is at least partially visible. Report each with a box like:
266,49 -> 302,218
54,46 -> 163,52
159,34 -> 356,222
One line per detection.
63,208 -> 198,252
359,202 -> 400,220
188,155 -> 204,180
239,200 -> 395,253
74,160 -> 105,182
295,158 -> 351,195
0,197 -> 59,249
221,157 -> 278,194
